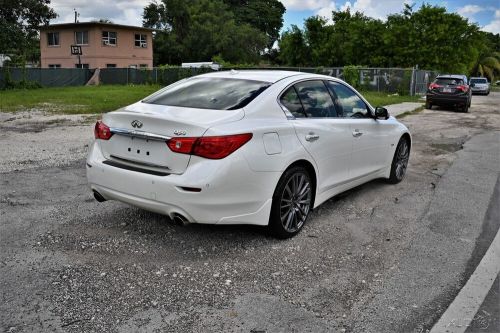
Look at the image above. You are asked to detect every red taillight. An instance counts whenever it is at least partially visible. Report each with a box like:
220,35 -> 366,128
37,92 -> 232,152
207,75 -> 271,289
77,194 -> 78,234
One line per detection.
456,85 -> 468,92
167,137 -> 197,154
429,83 -> 441,90
94,121 -> 113,140
167,133 -> 253,159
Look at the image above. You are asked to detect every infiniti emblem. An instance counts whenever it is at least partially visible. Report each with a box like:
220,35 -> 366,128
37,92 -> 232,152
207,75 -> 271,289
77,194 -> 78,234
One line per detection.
131,120 -> 143,128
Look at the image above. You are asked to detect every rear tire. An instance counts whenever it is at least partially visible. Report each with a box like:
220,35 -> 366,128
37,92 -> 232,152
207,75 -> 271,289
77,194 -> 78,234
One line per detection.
388,137 -> 410,184
269,166 -> 313,238
462,104 -> 469,113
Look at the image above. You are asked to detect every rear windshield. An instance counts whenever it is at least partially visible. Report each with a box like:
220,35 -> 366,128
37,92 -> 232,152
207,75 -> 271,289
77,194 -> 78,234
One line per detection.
470,78 -> 487,84
143,77 -> 271,110
435,78 -> 464,85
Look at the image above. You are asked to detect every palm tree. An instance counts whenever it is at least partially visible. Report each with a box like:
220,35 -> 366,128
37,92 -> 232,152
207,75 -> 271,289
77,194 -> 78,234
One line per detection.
471,52 -> 500,82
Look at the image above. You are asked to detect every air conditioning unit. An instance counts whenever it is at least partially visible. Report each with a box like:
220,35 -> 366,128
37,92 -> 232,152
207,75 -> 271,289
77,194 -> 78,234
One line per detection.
103,40 -> 110,45
140,42 -> 147,48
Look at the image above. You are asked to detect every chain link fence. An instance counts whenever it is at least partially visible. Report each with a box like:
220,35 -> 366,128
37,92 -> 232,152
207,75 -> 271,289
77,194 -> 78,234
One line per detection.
1,66 -> 439,95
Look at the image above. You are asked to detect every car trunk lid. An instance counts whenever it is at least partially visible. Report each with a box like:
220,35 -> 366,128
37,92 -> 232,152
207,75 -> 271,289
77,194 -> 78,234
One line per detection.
99,102 -> 244,174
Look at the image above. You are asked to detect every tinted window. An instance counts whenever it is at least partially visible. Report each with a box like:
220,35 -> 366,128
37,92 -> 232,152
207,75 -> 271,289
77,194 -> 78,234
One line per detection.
294,80 -> 337,118
326,81 -> 369,118
470,78 -> 487,84
144,78 -> 270,110
435,78 -> 464,85
280,87 -> 306,118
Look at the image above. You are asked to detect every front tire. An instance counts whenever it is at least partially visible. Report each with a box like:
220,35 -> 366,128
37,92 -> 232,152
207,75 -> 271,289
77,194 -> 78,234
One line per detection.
388,137 -> 410,184
425,101 -> 432,109
269,166 -> 313,238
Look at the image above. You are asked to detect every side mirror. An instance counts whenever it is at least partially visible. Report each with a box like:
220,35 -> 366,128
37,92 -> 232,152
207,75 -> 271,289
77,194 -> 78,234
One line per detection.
374,106 -> 389,120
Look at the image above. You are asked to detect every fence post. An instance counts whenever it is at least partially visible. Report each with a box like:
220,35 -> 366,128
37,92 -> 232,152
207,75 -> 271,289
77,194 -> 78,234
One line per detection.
409,66 -> 416,96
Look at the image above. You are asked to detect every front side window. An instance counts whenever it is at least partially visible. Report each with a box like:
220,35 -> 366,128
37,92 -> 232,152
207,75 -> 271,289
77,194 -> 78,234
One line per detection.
326,81 -> 370,118
47,32 -> 59,46
293,80 -> 337,118
75,31 -> 88,45
280,87 -> 305,118
144,77 -> 270,110
135,34 -> 147,48
102,31 -> 117,46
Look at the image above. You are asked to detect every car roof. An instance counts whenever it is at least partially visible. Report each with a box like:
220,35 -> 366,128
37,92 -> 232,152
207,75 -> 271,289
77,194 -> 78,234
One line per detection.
197,70 -> 309,83
436,74 -> 467,80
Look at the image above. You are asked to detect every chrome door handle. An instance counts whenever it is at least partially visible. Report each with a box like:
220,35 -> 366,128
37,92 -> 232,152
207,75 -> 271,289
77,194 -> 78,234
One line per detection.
305,134 -> 320,142
352,129 -> 363,137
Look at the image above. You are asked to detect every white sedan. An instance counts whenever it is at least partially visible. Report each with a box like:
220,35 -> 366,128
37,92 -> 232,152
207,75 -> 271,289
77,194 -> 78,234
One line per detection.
87,71 -> 411,238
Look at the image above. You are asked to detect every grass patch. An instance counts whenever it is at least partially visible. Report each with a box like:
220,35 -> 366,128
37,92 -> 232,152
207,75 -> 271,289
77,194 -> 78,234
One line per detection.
395,106 -> 425,119
0,85 -> 423,115
360,91 -> 422,107
0,84 -> 161,114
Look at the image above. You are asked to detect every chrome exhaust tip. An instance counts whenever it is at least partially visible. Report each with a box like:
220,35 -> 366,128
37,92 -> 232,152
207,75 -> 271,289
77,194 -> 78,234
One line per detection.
172,213 -> 189,226
93,190 -> 106,202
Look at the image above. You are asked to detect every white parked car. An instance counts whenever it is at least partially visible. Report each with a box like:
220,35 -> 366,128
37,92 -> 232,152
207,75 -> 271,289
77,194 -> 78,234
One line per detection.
87,71 -> 411,238
469,77 -> 490,95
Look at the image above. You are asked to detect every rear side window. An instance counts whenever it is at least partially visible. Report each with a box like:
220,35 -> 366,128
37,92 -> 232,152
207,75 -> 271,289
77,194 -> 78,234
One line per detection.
435,78 -> 464,85
144,77 -> 270,110
280,87 -> 306,118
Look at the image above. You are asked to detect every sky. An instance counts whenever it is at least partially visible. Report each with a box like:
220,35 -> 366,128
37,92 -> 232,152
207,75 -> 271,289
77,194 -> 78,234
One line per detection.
50,0 -> 500,34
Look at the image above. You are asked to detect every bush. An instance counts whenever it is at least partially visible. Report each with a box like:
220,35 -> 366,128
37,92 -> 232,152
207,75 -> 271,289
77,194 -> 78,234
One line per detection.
343,65 -> 361,88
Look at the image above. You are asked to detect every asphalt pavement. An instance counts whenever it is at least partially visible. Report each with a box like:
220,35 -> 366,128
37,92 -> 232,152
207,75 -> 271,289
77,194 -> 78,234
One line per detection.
1,93 -> 499,332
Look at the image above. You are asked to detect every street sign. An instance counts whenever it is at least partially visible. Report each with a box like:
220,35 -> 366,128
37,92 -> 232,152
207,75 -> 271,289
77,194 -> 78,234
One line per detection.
70,45 -> 82,55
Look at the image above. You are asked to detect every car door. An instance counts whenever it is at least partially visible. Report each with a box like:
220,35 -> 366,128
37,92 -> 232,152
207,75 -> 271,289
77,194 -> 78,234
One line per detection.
325,81 -> 393,180
279,80 -> 353,194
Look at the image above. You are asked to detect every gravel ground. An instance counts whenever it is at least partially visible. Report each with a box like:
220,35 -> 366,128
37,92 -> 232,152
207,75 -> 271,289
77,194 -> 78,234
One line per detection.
1,93 -> 499,333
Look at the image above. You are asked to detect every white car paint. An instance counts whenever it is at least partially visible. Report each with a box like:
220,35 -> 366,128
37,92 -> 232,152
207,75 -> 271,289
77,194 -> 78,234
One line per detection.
87,70 -> 410,229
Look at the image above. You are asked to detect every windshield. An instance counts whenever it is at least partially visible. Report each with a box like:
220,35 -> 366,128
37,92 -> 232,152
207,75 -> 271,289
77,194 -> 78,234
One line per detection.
470,78 -> 487,84
143,77 -> 271,110
435,78 -> 464,85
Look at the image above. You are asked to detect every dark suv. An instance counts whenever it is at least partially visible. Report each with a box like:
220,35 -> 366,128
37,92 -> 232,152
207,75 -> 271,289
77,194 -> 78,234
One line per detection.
426,75 -> 472,112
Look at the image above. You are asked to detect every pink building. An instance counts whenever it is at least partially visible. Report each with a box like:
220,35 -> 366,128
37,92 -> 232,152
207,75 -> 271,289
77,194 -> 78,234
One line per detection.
40,22 -> 153,69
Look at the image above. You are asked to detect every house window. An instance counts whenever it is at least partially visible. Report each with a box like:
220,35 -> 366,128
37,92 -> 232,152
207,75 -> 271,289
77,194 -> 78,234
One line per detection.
48,64 -> 61,68
75,64 -> 89,69
106,64 -> 117,68
102,31 -> 117,46
139,64 -> 148,68
47,32 -> 59,46
129,65 -> 137,69
75,31 -> 88,45
135,34 -> 147,48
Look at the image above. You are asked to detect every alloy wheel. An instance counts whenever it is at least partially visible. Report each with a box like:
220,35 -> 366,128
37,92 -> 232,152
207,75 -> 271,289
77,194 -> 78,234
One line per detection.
395,140 -> 409,180
279,172 -> 312,233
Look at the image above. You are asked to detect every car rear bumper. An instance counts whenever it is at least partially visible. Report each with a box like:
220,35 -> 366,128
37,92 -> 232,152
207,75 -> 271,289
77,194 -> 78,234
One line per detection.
426,93 -> 468,106
86,141 -> 279,225
471,87 -> 489,94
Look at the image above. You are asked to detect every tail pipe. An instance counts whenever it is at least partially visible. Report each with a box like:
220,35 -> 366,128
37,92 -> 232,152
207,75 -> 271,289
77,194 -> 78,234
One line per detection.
172,213 -> 190,226
93,190 -> 106,202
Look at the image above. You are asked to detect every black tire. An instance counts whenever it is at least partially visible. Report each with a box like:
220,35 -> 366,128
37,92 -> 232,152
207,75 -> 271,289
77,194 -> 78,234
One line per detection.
462,103 -> 469,113
425,101 -> 432,109
388,137 -> 410,184
269,166 -> 313,238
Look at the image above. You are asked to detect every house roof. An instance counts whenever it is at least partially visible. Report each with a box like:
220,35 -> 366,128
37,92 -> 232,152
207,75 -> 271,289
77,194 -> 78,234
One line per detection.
40,22 -> 155,32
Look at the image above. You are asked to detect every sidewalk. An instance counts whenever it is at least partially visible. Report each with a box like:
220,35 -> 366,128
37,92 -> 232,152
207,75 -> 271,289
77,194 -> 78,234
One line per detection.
385,102 -> 423,117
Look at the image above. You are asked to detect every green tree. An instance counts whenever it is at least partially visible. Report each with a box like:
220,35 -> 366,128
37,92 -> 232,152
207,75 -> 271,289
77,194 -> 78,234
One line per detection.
0,0 -> 57,64
278,25 -> 309,66
386,4 -> 481,73
143,0 -> 273,65
223,0 -> 285,49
